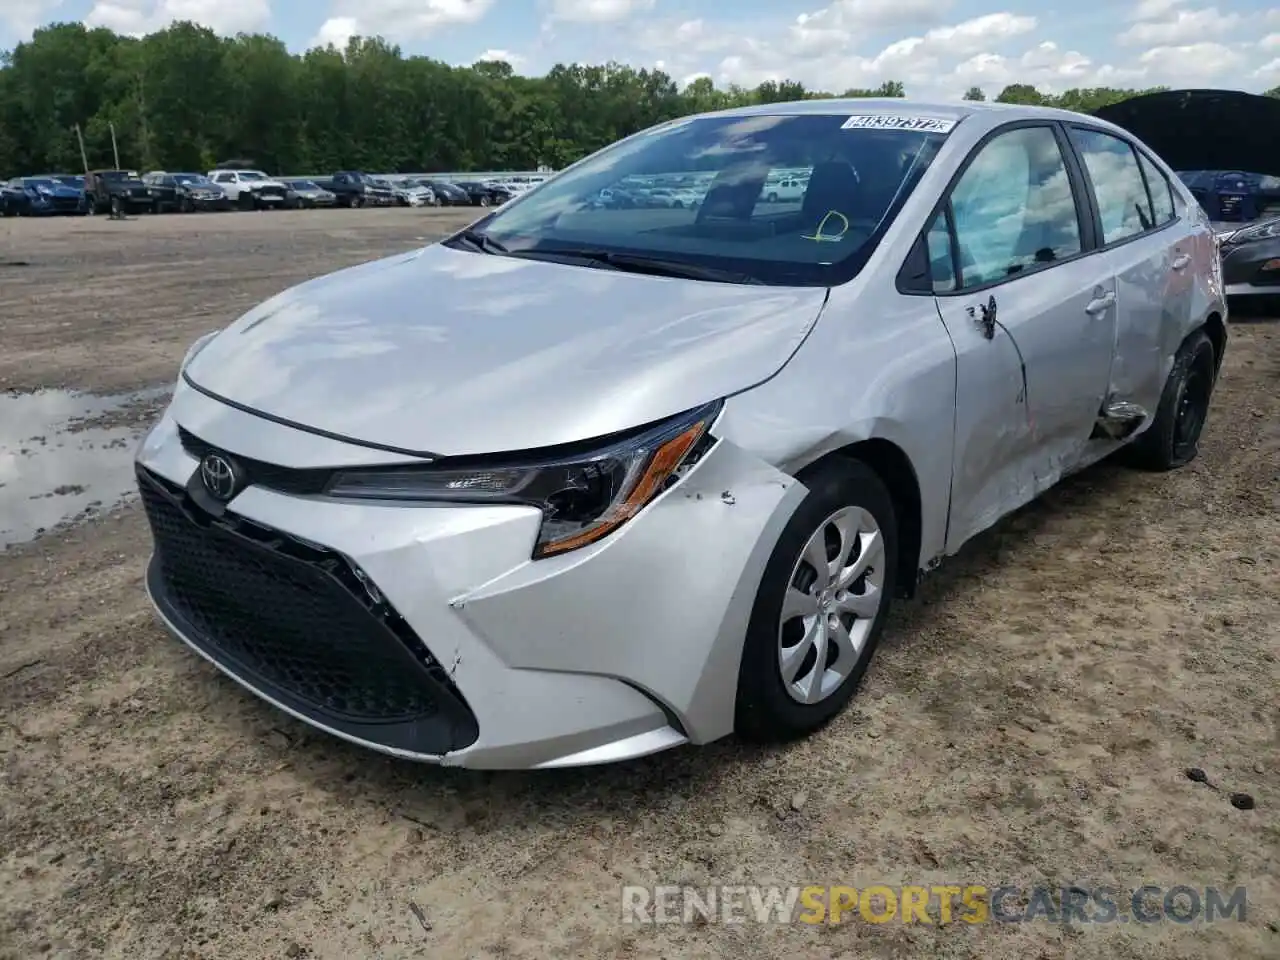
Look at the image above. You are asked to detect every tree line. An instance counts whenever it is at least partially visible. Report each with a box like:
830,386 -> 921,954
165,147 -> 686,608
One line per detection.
2,21 -> 1278,177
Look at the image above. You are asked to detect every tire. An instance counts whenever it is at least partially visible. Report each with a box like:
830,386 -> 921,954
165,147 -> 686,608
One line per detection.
735,458 -> 898,742
1120,329 -> 1217,471
180,196 -> 192,213
478,196 -> 489,207
110,196 -> 124,218
238,192 -> 255,211
768,192 -> 779,203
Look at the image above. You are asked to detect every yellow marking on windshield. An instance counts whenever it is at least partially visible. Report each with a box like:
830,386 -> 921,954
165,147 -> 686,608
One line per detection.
802,210 -> 849,242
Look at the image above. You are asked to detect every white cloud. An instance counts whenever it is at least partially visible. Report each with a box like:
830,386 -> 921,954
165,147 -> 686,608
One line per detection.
1136,41 -> 1236,84
1117,7 -> 1240,46
309,15 -> 355,49
312,0 -> 492,44
476,47 -> 524,66
1259,33 -> 1280,54
84,0 -> 270,36
1129,0 -> 1184,21
547,0 -> 654,23
0,0 -> 63,37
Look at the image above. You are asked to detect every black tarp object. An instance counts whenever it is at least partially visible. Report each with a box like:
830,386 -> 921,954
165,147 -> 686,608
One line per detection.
1093,89 -> 1280,178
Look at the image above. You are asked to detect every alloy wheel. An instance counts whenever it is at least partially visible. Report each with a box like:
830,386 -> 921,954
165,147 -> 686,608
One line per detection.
778,506 -> 885,705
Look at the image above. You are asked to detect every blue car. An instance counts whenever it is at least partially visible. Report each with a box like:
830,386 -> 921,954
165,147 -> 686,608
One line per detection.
11,176 -> 88,215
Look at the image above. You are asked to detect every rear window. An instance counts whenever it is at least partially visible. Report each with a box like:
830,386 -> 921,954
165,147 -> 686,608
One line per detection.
477,112 -> 953,286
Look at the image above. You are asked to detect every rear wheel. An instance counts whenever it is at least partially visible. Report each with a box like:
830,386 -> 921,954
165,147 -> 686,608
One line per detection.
1121,329 -> 1216,471
735,459 -> 898,742
768,191 -> 779,203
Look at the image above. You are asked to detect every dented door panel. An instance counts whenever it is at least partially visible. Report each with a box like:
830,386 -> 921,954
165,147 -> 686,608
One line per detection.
934,258 -> 1115,552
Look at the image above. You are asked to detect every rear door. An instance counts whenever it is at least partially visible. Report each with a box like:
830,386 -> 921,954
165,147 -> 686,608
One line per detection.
1065,124 -> 1193,418
927,122 -> 1117,550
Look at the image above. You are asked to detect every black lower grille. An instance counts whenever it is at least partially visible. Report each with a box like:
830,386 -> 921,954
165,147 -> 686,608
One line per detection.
139,467 -> 478,754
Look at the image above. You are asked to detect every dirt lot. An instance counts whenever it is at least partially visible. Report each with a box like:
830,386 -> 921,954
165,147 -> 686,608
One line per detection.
1,209 -> 1277,959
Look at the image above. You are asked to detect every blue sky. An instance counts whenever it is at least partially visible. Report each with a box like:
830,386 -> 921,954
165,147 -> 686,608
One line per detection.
2,0 -> 1278,100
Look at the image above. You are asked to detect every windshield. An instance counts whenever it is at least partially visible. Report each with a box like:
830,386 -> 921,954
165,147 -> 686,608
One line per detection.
239,171 -> 266,181
99,171 -> 139,181
291,180 -> 318,190
473,112 -> 949,286
175,174 -> 213,186
22,178 -> 57,188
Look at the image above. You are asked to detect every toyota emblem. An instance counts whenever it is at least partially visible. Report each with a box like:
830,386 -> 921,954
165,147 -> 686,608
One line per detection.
200,452 -> 239,501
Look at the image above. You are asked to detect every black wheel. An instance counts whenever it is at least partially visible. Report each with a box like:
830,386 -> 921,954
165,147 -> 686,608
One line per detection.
110,196 -> 124,217
238,192 -> 255,211
768,192 -> 779,203
735,459 -> 898,742
1121,329 -> 1216,471
180,196 -> 192,213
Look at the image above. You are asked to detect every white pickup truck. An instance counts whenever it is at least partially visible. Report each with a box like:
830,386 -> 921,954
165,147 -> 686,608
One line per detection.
207,169 -> 290,210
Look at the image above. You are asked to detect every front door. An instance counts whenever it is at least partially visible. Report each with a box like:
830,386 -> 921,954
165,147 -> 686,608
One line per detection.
928,123 -> 1116,551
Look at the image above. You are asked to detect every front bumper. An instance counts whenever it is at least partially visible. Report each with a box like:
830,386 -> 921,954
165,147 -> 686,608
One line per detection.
136,383 -> 804,769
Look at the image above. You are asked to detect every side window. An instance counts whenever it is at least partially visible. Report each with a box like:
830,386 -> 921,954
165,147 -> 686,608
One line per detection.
213,173 -> 229,183
1136,151 -> 1175,225
948,126 -> 1082,289
925,211 -> 957,293
1069,127 -> 1154,243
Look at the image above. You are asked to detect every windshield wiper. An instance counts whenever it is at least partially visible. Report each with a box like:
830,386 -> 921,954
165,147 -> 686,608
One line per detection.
523,248 -> 762,284
445,228 -> 508,255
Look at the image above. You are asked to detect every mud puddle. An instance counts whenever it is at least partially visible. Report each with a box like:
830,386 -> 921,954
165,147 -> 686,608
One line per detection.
0,386 -> 170,548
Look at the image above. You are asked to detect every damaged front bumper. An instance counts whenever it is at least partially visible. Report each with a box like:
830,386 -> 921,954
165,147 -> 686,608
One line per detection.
135,385 -> 805,769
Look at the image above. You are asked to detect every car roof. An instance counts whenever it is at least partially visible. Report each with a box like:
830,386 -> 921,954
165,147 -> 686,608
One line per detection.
687,96 -> 1099,126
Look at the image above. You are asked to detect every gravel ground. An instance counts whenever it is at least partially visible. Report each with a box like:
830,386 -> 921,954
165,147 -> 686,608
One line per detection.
1,208 -> 1277,959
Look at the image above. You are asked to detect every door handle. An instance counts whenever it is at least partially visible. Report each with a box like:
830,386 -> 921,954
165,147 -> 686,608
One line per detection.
1085,291 -> 1116,315
1172,253 -> 1191,270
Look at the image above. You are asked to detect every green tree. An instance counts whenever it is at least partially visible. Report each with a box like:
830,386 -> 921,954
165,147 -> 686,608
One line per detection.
0,20 -> 1239,177
962,86 -> 985,101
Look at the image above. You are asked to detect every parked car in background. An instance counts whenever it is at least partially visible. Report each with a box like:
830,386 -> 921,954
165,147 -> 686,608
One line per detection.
392,179 -> 436,207
10,176 -> 86,214
135,100 -> 1227,769
282,179 -> 338,208
143,172 -> 231,212
0,180 -> 22,216
425,180 -> 470,206
84,169 -> 153,215
1214,216 -> 1280,308
762,177 -> 806,203
208,169 -> 289,210
321,171 -> 395,207
455,180 -> 515,206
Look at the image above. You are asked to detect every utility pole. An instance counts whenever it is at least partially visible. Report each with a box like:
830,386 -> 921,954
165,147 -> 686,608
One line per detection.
110,122 -> 120,169
74,124 -> 89,174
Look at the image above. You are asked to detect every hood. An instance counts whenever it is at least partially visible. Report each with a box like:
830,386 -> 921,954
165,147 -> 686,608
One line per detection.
184,244 -> 827,457
246,178 -> 287,189
1093,89 -> 1280,178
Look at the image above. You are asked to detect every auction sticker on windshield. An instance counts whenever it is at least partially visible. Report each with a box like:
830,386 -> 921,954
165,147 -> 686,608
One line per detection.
841,115 -> 957,133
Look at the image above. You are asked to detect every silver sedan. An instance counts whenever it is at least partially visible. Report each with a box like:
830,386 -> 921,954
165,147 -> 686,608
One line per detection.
137,99 -> 1226,769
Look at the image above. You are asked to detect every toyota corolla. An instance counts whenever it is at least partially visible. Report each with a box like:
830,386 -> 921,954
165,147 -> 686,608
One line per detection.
137,99 -> 1226,769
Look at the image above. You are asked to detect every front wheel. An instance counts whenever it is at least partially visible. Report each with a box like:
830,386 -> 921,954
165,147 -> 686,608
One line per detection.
478,196 -> 489,207
735,459 -> 898,742
1121,329 -> 1217,471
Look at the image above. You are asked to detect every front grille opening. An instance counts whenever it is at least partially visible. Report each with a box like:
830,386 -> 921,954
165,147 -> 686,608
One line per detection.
138,467 -> 478,749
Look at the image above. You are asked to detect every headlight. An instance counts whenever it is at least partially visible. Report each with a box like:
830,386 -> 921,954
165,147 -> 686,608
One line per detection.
326,401 -> 722,558
1229,218 -> 1280,245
